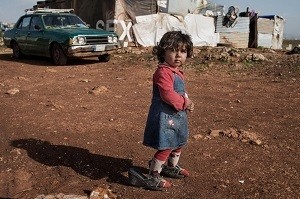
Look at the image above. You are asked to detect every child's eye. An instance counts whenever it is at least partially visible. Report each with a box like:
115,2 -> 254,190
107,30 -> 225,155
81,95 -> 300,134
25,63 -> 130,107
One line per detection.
167,48 -> 176,52
181,49 -> 187,53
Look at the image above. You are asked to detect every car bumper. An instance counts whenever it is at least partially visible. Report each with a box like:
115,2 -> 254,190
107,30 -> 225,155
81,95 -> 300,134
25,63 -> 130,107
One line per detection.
66,43 -> 120,58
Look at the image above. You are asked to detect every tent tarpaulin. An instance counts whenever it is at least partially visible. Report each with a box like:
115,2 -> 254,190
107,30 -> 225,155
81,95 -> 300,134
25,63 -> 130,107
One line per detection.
36,0 -> 222,47
257,15 -> 284,49
132,13 -> 218,47
39,0 -> 284,49
121,0 -> 157,21
157,0 -> 224,17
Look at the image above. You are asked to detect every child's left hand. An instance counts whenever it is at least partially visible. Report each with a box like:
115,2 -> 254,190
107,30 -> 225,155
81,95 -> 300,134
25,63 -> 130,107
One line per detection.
186,99 -> 194,112
187,102 -> 194,112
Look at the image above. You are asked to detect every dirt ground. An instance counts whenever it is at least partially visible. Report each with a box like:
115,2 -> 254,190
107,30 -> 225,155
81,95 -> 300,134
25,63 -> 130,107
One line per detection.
0,46 -> 299,199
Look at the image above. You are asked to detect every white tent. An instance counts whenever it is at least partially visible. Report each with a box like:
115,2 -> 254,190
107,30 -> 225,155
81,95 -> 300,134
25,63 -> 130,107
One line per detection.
119,0 -> 223,47
132,13 -> 219,47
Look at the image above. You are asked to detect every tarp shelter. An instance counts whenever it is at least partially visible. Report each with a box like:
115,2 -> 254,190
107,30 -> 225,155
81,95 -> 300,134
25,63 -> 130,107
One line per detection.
32,0 -> 284,49
216,7 -> 285,49
257,15 -> 284,49
35,0 -> 223,47
119,0 -> 223,47
132,13 -> 219,47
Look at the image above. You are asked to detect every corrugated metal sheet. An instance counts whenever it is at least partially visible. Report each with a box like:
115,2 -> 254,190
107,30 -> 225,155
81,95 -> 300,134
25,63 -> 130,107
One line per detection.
257,18 -> 274,34
219,32 -> 249,48
216,16 -> 250,33
216,16 -> 250,48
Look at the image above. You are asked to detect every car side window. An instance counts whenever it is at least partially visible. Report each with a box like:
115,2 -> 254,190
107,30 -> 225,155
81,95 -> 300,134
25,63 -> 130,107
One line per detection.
43,15 -> 60,27
30,16 -> 43,30
19,16 -> 31,30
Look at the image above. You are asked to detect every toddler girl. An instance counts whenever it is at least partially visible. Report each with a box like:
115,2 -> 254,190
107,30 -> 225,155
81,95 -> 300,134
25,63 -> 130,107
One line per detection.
143,31 -> 194,190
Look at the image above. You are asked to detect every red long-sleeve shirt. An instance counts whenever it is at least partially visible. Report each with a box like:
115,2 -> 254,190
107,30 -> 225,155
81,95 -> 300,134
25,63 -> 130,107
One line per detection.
153,64 -> 188,111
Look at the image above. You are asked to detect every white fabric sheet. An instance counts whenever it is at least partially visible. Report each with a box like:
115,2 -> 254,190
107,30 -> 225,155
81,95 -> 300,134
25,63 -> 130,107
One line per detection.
133,13 -> 219,47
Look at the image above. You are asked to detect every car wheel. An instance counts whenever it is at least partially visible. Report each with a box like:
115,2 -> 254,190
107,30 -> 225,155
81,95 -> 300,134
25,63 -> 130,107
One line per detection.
98,54 -> 110,62
12,41 -> 23,59
51,43 -> 67,66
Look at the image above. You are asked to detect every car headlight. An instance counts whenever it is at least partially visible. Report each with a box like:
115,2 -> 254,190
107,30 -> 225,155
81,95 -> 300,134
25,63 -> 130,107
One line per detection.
108,36 -> 118,44
113,36 -> 118,43
70,36 -> 86,45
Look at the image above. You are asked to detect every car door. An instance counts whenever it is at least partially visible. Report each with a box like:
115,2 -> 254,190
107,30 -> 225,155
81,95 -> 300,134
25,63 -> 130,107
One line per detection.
14,16 -> 31,53
26,15 -> 48,55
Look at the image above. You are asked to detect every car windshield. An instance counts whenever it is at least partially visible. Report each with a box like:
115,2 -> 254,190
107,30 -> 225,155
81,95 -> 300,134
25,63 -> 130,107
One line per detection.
43,15 -> 87,28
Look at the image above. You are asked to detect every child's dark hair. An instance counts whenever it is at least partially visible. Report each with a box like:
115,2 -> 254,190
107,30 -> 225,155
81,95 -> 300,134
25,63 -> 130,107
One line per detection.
153,31 -> 193,63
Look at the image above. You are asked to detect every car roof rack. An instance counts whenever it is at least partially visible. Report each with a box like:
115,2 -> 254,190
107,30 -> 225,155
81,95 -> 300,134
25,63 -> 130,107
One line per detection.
25,8 -> 74,14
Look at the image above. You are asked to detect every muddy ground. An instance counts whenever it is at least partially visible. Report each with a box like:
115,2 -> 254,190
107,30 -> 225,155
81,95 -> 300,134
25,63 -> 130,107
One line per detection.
0,46 -> 299,199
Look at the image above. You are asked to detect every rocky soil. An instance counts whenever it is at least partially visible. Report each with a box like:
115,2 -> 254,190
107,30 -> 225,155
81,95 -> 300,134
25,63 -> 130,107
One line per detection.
0,46 -> 299,199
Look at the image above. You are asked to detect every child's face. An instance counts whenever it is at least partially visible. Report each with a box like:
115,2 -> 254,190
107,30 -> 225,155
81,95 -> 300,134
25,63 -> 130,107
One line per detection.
164,48 -> 187,68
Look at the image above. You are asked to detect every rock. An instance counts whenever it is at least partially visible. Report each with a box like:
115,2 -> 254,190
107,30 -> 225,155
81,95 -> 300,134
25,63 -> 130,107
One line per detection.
246,53 -> 267,61
79,79 -> 91,83
252,53 -> 267,61
131,49 -> 143,55
229,128 -> 239,138
90,185 -> 117,199
5,88 -> 19,95
193,134 -> 203,140
209,128 -> 263,145
219,52 -> 229,61
238,130 -> 263,145
209,129 -> 221,137
89,86 -> 108,95
254,139 -> 263,145
221,128 -> 239,138
10,148 -> 22,160
14,76 -> 29,81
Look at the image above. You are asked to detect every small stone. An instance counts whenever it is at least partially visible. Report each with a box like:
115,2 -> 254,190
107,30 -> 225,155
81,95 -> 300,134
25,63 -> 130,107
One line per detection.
89,86 -> 108,95
79,79 -> 91,82
90,185 -> 117,199
209,130 -> 221,137
5,88 -> 19,95
193,134 -> 203,140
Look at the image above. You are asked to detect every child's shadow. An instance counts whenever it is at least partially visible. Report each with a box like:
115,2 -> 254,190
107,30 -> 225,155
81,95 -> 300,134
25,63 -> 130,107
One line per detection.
10,138 -> 133,185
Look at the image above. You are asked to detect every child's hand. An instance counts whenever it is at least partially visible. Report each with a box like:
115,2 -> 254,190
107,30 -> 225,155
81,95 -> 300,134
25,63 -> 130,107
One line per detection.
186,98 -> 194,112
187,102 -> 194,112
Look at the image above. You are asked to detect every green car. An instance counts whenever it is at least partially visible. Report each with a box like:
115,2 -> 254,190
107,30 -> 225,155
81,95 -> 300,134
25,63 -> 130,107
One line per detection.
3,9 -> 121,65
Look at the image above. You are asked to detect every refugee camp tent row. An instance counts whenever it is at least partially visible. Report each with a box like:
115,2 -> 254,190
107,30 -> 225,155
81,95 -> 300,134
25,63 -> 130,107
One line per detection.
33,0 -> 284,49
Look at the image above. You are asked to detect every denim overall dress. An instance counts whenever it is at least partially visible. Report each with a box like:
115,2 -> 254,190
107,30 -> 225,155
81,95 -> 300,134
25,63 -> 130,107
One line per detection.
143,73 -> 189,150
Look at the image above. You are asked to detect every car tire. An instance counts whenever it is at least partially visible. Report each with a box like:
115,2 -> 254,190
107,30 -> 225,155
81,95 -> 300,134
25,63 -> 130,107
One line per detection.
98,54 -> 110,62
51,43 -> 67,66
12,41 -> 23,59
